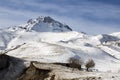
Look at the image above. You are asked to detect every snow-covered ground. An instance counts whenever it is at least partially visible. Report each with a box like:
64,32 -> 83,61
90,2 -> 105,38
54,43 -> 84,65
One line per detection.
0,16 -> 120,72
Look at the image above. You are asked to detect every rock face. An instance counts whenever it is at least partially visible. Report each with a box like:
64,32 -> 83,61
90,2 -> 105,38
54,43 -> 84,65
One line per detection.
0,54 -> 26,80
0,54 -> 9,70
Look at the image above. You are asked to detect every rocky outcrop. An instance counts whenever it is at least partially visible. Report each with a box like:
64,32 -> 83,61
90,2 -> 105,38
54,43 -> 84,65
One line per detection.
0,55 -> 119,80
0,54 -> 9,70
17,62 -> 51,80
0,54 -> 26,80
17,62 -> 103,80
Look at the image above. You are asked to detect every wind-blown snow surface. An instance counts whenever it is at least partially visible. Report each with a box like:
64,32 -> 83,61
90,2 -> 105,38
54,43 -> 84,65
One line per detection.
0,16 -> 120,72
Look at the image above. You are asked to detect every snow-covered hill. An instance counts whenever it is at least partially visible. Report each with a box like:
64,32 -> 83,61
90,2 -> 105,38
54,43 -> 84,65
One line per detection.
0,16 -> 120,72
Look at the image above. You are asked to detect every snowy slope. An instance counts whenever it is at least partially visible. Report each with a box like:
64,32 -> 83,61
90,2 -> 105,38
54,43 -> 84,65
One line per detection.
6,31 -> 120,72
0,29 -> 15,50
0,16 -> 120,72
111,32 -> 120,38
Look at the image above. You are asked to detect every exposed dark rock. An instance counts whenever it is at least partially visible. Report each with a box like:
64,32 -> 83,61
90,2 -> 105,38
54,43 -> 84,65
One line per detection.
0,54 -> 26,80
0,54 -> 9,70
64,25 -> 72,31
43,16 -> 54,23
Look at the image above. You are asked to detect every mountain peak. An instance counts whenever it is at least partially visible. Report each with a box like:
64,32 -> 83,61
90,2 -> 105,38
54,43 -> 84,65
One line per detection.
12,16 -> 72,32
27,16 -> 55,24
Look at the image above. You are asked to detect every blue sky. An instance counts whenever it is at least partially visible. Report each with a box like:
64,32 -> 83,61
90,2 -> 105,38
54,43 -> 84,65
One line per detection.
0,0 -> 120,34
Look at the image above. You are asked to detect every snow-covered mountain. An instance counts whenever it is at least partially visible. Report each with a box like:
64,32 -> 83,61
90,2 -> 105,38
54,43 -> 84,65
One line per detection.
0,16 -> 120,72
9,16 -> 72,32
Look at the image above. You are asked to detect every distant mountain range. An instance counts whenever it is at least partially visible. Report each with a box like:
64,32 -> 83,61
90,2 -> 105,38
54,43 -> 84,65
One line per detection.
0,16 -> 120,72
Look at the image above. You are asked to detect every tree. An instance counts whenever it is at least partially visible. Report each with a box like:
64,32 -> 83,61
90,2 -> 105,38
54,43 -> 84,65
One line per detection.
68,57 -> 83,70
85,59 -> 95,71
